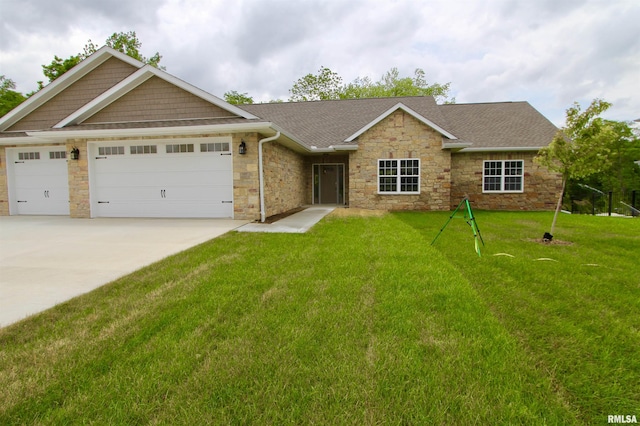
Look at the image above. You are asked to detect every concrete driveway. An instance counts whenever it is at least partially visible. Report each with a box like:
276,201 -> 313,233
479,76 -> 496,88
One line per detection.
0,216 -> 248,327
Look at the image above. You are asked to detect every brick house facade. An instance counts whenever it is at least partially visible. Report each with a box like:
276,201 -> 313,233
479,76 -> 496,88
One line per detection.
0,47 -> 562,221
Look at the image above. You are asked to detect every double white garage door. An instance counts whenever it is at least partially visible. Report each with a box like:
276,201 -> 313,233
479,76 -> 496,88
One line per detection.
7,139 -> 234,218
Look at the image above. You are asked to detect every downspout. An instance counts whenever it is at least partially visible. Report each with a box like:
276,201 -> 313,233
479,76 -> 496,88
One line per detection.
258,131 -> 281,222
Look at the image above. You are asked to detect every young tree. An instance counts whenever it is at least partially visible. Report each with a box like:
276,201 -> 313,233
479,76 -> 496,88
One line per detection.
223,90 -> 254,105
0,76 -> 27,117
535,99 -> 614,239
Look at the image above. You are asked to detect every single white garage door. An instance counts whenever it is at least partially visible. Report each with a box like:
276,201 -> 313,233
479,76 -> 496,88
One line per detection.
6,146 -> 70,215
89,139 -> 234,218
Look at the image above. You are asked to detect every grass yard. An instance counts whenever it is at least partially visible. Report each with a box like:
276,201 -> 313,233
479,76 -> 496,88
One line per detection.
0,210 -> 638,424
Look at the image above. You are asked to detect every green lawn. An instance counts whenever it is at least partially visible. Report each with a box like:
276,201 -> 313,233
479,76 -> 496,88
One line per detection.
1,211 -> 638,424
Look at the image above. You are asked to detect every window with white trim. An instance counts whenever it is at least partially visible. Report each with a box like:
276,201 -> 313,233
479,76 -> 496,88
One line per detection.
200,142 -> 230,152
49,151 -> 67,159
98,146 -> 125,156
166,143 -> 194,153
18,152 -> 40,160
130,145 -> 157,155
483,160 -> 524,193
378,159 -> 420,194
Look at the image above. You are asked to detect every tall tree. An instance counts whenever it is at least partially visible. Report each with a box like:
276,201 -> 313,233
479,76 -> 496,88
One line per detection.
289,66 -> 344,102
288,66 -> 453,103
535,99 -> 615,239
0,76 -> 27,117
40,31 -> 163,87
223,90 -> 254,105
578,120 -> 640,196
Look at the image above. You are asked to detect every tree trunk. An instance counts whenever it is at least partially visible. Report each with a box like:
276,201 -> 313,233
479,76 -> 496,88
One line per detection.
549,178 -> 566,237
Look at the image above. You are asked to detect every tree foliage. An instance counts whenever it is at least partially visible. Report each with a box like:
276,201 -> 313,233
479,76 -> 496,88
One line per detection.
289,66 -> 344,102
535,99 -> 621,236
343,68 -> 452,102
223,90 -> 254,105
40,31 -> 163,87
536,99 -> 613,180
287,66 -> 453,103
572,120 -> 640,197
0,76 -> 27,117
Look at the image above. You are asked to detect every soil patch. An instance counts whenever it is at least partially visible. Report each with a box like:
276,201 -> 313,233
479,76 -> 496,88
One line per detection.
263,207 -> 306,223
525,238 -> 573,246
329,208 -> 388,218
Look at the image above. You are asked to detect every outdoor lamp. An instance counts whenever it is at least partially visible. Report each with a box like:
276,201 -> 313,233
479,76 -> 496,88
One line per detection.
70,147 -> 80,160
239,140 -> 247,155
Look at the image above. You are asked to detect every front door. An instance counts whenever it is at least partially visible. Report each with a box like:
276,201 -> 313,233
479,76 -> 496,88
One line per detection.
313,164 -> 344,205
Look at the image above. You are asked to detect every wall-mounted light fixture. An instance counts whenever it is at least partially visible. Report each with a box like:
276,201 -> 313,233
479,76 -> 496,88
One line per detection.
70,147 -> 80,160
239,140 -> 247,155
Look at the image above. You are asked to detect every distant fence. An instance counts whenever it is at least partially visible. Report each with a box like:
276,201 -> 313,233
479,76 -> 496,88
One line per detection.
568,186 -> 638,216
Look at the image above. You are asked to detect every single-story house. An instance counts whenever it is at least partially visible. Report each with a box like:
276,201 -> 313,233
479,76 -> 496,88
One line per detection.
0,47 -> 562,221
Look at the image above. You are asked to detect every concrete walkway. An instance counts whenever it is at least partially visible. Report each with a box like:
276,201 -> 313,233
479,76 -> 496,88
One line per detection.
0,216 -> 247,327
237,206 -> 335,233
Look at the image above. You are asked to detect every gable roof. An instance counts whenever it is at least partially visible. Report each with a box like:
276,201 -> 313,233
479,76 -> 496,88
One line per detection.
344,102 -> 458,142
1,47 -> 557,153
0,47 -> 144,131
439,101 -> 558,151
54,63 -> 257,127
0,46 -> 257,135
240,97 -> 557,151
240,96 -> 453,150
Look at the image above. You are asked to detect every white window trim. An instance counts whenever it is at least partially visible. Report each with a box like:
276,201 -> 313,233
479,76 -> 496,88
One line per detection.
482,159 -> 525,193
377,158 -> 421,195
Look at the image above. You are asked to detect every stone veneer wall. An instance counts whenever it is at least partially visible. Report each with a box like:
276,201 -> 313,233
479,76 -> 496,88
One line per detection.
349,110 -> 451,211
0,147 -> 9,215
450,151 -> 563,210
66,140 -> 90,217
262,141 -> 306,218
232,133 -> 261,220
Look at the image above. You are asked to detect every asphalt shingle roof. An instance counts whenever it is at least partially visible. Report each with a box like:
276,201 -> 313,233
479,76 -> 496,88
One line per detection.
241,97 -> 558,150
240,96 -> 448,149
439,101 -> 559,148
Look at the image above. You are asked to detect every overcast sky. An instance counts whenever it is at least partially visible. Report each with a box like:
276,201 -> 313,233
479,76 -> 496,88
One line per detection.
1,0 -> 638,126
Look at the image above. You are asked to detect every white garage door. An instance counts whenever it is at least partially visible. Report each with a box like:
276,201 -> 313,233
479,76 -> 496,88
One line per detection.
89,139 -> 234,218
7,146 -> 70,215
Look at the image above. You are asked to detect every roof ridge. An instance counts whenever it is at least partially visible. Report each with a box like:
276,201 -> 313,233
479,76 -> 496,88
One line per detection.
440,101 -> 529,106
247,95 -> 436,106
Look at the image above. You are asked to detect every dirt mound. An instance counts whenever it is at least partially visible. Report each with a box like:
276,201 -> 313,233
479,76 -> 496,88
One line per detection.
329,208 -> 387,218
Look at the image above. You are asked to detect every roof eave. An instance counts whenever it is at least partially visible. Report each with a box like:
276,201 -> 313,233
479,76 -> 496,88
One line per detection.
24,122 -> 276,142
458,146 -> 543,153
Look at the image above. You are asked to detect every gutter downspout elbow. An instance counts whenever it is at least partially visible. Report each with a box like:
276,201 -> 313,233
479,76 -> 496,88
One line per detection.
258,131 -> 281,222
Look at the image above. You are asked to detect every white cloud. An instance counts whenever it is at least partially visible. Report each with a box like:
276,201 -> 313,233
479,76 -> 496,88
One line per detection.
1,0 -> 638,125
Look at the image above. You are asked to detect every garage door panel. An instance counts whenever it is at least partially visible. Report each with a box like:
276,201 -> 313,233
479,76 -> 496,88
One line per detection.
8,147 -> 70,216
162,185 -> 232,201
91,140 -> 234,218
95,171 -> 168,187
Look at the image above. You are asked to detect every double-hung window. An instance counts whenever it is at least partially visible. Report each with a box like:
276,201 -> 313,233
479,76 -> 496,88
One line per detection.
378,159 -> 420,194
483,160 -> 524,193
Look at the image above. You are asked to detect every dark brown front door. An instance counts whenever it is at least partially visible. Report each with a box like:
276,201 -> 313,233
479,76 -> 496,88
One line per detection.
313,164 -> 344,205
320,165 -> 338,203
